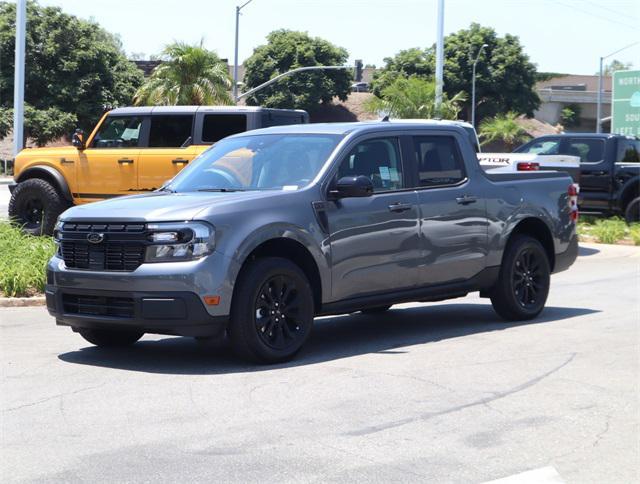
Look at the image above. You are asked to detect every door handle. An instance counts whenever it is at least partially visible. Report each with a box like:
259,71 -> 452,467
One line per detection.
456,195 -> 477,205
172,158 -> 190,164
387,202 -> 412,213
117,158 -> 134,164
589,170 -> 607,176
60,158 -> 74,164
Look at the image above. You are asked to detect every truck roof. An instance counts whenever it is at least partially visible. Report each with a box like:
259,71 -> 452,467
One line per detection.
534,132 -> 637,140
228,120 -> 471,137
107,106 -> 308,116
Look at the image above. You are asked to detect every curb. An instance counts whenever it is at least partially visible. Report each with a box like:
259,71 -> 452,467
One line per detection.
0,296 -> 46,308
0,178 -> 13,185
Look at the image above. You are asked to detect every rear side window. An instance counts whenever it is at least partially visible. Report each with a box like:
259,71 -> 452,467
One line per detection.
337,137 -> 403,192
617,139 -> 640,163
202,114 -> 247,143
564,138 -> 605,163
518,138 -> 561,155
148,115 -> 193,148
413,136 -> 466,187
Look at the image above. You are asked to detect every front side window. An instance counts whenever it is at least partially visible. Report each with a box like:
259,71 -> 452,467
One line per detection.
92,116 -> 143,148
518,138 -> 561,155
617,139 -> 640,163
168,134 -> 342,192
564,138 -> 605,163
149,115 -> 193,148
413,136 -> 466,187
202,114 -> 247,143
337,138 -> 403,192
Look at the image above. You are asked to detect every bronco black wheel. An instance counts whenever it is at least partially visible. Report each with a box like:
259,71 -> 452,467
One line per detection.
8,178 -> 70,236
230,257 -> 314,364
490,235 -> 550,321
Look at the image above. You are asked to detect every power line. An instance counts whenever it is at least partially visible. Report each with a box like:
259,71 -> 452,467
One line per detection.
582,0 -> 638,22
550,0 -> 639,32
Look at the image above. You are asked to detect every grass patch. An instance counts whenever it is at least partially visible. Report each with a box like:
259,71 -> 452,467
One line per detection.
0,222 -> 56,297
577,216 -> 640,245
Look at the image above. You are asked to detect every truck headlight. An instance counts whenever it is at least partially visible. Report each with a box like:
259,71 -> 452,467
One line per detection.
145,222 -> 215,262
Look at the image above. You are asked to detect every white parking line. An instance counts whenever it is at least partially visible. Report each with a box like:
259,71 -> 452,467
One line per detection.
483,466 -> 564,484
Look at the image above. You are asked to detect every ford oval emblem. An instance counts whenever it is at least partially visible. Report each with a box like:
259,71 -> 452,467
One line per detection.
87,232 -> 105,244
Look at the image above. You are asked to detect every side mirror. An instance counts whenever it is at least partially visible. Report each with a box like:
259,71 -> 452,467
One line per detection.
72,129 -> 85,150
330,175 -> 374,199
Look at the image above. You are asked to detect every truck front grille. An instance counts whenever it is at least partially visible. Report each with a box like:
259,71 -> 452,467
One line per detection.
62,293 -> 135,318
59,222 -> 147,271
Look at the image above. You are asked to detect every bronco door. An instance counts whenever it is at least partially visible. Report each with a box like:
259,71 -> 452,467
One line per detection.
76,115 -> 142,201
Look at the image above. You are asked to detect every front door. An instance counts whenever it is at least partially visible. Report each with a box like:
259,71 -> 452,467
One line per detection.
76,115 -> 142,201
325,136 -> 422,301
138,114 -> 198,191
411,134 -> 488,284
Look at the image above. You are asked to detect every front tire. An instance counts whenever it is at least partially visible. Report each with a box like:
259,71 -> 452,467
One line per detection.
78,328 -> 143,347
490,235 -> 550,321
229,257 -> 314,364
8,178 -> 70,236
624,197 -> 640,224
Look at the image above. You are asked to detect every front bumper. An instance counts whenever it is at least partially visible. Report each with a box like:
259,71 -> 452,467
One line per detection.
47,285 -> 227,337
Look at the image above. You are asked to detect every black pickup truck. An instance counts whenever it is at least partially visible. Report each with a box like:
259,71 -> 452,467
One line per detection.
515,133 -> 640,222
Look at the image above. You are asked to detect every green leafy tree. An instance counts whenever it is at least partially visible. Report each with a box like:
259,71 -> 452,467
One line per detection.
560,104 -> 581,128
0,0 -> 143,141
479,112 -> 530,151
243,30 -> 351,111
366,77 -> 466,120
371,23 -> 540,120
133,42 -> 232,106
0,106 -> 76,146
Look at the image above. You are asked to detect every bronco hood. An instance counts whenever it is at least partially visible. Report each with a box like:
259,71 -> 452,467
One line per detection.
60,190 -> 276,223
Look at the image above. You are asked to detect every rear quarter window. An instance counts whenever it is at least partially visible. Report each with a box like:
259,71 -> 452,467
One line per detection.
202,114 -> 247,143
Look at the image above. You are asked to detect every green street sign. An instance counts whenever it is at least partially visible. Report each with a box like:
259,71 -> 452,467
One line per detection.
612,70 -> 640,136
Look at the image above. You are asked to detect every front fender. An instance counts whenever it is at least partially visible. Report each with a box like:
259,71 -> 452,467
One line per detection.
15,165 -> 73,202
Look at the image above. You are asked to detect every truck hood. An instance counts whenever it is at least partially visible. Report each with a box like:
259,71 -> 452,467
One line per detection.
60,190 -> 275,222
17,146 -> 77,158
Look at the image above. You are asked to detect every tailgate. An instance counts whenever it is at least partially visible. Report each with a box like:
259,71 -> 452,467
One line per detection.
479,153 -> 581,183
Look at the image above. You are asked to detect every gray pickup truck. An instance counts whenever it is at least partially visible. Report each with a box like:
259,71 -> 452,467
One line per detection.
47,121 -> 578,363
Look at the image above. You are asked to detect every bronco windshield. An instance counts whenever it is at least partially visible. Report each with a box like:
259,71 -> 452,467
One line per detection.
167,134 -> 343,192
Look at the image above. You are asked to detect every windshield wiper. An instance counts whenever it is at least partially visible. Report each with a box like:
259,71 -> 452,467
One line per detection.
197,188 -> 246,192
157,186 -> 176,193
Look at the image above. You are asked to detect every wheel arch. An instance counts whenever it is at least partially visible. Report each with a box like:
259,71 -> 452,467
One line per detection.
619,176 -> 640,213
504,217 -> 555,272
15,166 -> 73,202
235,237 -> 323,312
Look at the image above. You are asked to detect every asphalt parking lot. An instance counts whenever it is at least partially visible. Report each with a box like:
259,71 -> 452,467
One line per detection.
1,243 -> 639,483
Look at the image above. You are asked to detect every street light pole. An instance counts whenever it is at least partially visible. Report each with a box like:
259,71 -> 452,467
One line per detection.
13,0 -> 26,157
233,0 -> 254,103
434,0 -> 445,117
596,41 -> 639,133
471,43 -> 487,128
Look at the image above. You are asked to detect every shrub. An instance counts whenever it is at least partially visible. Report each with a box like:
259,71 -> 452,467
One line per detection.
0,222 -> 56,297
590,218 -> 627,244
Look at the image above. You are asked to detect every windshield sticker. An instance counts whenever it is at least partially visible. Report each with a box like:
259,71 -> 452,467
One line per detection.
389,167 -> 400,182
282,185 -> 299,191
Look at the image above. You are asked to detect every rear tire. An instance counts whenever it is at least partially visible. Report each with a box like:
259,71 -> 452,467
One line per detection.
490,235 -> 550,321
624,197 -> 640,224
78,328 -> 143,347
229,257 -> 314,364
8,178 -> 70,236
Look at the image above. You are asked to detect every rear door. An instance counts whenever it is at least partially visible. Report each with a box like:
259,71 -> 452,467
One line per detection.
325,135 -> 422,301
76,115 -> 142,201
561,137 -> 610,209
411,133 -> 488,285
137,114 -> 198,191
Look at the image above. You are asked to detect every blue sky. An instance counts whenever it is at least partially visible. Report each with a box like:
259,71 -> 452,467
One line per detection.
39,0 -> 639,75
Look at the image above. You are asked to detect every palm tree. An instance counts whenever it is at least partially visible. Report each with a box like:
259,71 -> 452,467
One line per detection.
133,42 -> 232,106
366,77 -> 466,120
479,112 -> 531,150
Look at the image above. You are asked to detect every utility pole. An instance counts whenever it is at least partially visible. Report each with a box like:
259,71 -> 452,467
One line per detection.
434,0 -> 445,117
233,0 -> 254,103
13,0 -> 26,157
471,44 -> 487,128
596,41 -> 639,133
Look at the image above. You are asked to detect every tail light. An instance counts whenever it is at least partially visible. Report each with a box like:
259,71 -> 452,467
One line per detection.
568,184 -> 579,222
517,162 -> 540,171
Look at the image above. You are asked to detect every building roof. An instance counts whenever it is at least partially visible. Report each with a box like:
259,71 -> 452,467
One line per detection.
537,74 -> 612,92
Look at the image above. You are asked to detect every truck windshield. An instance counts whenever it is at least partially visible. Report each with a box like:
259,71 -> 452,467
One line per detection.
167,134 -> 342,192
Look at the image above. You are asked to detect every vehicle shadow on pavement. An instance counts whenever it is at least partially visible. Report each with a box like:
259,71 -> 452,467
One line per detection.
57,303 -> 599,375
578,245 -> 600,257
